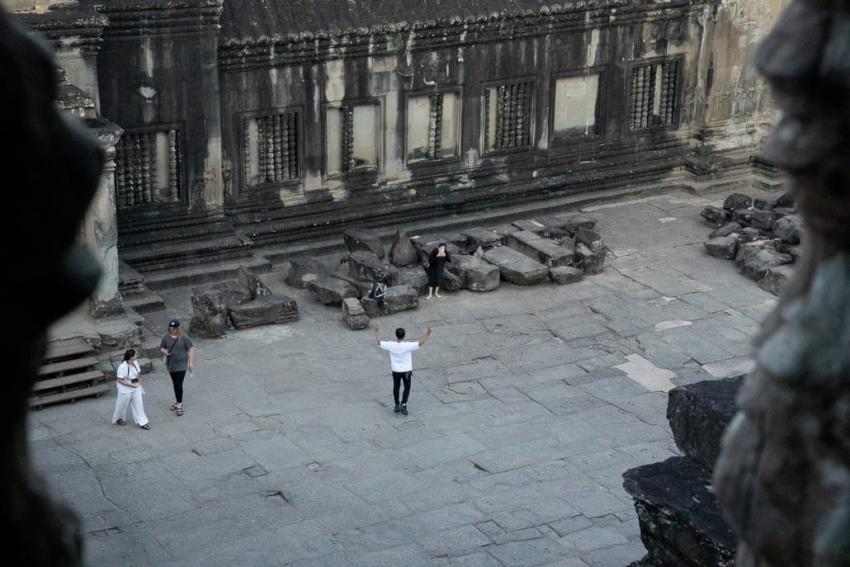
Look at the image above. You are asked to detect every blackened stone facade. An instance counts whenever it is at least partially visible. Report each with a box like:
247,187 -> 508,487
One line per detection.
10,0 -> 786,273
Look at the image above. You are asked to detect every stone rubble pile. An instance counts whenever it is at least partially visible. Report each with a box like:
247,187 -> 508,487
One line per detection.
701,191 -> 801,295
623,376 -> 743,567
189,266 -> 299,338
284,216 -> 609,330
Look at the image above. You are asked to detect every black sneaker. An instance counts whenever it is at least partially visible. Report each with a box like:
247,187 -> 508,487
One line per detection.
400,404 -> 408,416
394,403 -> 401,414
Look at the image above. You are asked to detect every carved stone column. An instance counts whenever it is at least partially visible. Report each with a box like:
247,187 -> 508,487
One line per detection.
714,2 -> 850,566
83,119 -> 124,318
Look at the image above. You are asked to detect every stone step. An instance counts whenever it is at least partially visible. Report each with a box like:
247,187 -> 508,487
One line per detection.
142,257 -> 273,291
623,456 -> 736,567
118,218 -> 234,248
123,290 -> 166,314
121,235 -> 254,273
118,261 -> 146,295
44,337 -> 93,362
667,376 -> 743,469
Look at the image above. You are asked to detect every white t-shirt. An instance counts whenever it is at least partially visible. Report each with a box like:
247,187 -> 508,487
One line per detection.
380,340 -> 420,372
116,361 -> 141,394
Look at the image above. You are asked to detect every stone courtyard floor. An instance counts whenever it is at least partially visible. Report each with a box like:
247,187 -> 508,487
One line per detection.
32,188 -> 777,566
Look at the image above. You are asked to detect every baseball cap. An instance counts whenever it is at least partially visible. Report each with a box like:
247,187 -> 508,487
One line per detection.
168,319 -> 180,328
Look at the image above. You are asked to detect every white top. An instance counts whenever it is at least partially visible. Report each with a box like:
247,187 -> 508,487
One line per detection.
380,340 -> 420,372
116,360 -> 141,394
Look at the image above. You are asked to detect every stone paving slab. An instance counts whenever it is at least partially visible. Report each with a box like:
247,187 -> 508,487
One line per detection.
34,188 -> 779,566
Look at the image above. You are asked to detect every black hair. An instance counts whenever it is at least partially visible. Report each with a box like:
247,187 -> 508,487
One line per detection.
395,328 -> 405,339
122,349 -> 136,362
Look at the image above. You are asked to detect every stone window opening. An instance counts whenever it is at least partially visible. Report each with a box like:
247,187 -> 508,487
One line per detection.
115,128 -> 181,209
629,58 -> 681,130
326,102 -> 380,176
407,92 -> 460,162
552,73 -> 602,142
483,80 -> 534,153
242,111 -> 300,188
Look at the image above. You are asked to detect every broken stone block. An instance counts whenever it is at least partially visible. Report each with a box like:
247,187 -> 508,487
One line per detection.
722,193 -> 753,211
361,285 -> 418,317
772,214 -> 803,244
441,269 -> 463,292
342,298 -> 369,330
308,277 -> 359,305
285,258 -> 328,288
731,208 -> 754,226
749,209 -> 776,230
704,236 -> 739,259
563,214 -> 598,235
343,227 -> 385,259
623,457 -> 736,567
228,295 -> 299,329
211,281 -> 252,308
771,206 -> 796,218
709,222 -> 742,239
410,234 -> 462,265
776,190 -> 795,208
347,251 -> 399,286
700,206 -> 730,227
511,219 -> 547,234
330,272 -> 370,298
667,376 -> 743,469
574,242 -> 606,274
736,241 -> 793,281
506,231 -> 573,267
482,246 -> 549,285
237,266 -> 272,300
737,227 -> 762,243
574,227 -> 604,251
451,254 -> 500,292
395,265 -> 429,294
759,264 -> 796,296
189,289 -> 228,338
388,230 -> 419,267
549,266 -> 583,284
462,227 -> 503,250
490,223 -> 520,240
753,197 -> 778,210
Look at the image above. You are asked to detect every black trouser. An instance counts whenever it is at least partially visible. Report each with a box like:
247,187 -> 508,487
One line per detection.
169,371 -> 186,403
392,371 -> 412,405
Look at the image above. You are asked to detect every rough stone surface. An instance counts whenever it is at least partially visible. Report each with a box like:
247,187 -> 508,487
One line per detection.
506,231 -> 573,267
735,241 -> 793,281
512,219 -> 547,234
563,214 -> 598,235
228,294 -> 299,329
709,222 -> 742,239
343,227 -> 385,259
667,376 -> 743,469
189,289 -> 229,338
451,254 -> 500,292
347,251 -> 400,286
482,246 -> 550,285
462,227 -> 503,250
341,298 -> 369,330
308,276 -> 359,305
722,193 -> 753,211
550,266 -> 584,285
211,281 -> 252,308
395,265 -> 429,294
361,284 -> 418,317
575,242 -> 607,274
624,457 -> 736,567
285,258 -> 328,288
749,209 -> 776,230
704,236 -> 739,259
237,266 -> 272,300
410,234 -> 462,265
772,214 -> 803,244
388,230 -> 419,267
759,264 -> 796,296
701,206 -> 730,227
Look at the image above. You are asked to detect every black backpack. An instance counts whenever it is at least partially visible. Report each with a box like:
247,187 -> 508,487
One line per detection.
369,282 -> 386,305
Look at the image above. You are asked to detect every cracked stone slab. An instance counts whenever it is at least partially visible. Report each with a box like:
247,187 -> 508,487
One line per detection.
615,354 -> 677,392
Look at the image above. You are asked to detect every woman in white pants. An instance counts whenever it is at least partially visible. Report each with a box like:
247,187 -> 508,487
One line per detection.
112,349 -> 150,430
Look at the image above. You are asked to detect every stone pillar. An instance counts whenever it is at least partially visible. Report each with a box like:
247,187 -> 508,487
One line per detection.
684,0 -> 787,192
714,2 -> 850,566
82,120 -> 124,318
